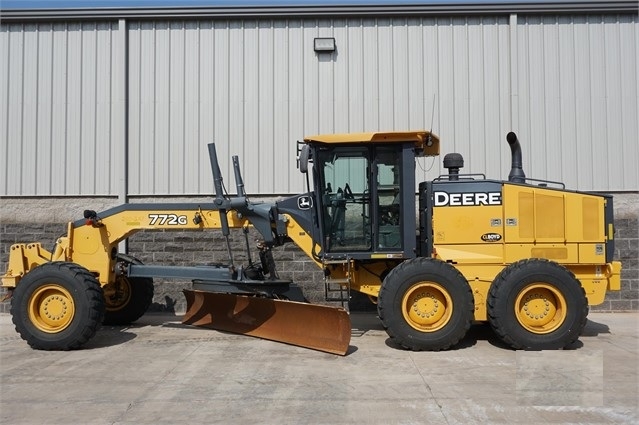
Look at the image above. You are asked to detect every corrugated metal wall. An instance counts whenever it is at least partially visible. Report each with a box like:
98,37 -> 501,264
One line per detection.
1,21 -> 124,196
515,14 -> 638,192
1,14 -> 637,196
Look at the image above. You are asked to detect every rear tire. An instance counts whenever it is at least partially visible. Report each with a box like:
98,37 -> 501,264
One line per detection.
10,262 -> 105,350
378,258 -> 474,351
103,256 -> 154,325
487,259 -> 588,350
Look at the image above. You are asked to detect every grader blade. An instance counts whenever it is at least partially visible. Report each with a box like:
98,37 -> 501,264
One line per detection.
182,290 -> 351,355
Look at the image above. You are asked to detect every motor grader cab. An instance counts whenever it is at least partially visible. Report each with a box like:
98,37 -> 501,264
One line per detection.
2,131 -> 621,354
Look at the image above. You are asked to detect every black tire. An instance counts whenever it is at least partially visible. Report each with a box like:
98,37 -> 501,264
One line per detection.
377,257 -> 474,351
10,262 -> 105,350
103,256 -> 154,325
487,259 -> 588,350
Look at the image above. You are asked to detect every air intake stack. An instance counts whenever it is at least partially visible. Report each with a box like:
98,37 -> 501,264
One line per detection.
506,132 -> 526,183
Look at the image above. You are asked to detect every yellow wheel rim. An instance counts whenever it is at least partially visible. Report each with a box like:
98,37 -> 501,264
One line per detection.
401,282 -> 453,332
103,277 -> 132,312
515,283 -> 567,334
28,284 -> 75,333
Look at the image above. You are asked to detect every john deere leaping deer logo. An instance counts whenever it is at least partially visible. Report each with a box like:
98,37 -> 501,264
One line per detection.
298,196 -> 313,210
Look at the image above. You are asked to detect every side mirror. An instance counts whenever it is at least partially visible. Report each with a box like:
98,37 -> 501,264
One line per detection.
298,144 -> 311,174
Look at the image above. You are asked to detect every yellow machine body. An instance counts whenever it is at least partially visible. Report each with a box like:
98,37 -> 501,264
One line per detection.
1,131 -> 622,353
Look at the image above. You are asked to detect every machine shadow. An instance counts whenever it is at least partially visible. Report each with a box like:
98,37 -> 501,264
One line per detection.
382,322 -> 512,351
580,318 -> 611,337
83,313 -> 183,349
83,326 -> 137,349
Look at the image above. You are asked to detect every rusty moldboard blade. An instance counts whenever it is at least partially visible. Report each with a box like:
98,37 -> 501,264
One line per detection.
182,290 -> 351,355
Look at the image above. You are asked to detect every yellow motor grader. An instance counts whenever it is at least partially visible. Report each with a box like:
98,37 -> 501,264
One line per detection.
1,131 -> 621,355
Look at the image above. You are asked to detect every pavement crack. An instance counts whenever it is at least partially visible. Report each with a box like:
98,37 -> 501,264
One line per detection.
409,353 -> 451,425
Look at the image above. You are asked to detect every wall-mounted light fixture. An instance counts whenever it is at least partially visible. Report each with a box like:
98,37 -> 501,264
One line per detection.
314,37 -> 336,53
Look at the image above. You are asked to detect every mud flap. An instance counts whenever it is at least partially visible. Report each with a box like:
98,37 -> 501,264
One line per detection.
182,290 -> 351,355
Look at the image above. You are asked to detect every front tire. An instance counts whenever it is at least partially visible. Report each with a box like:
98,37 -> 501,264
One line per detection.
487,259 -> 588,350
10,262 -> 105,350
103,255 -> 154,325
378,258 -> 474,351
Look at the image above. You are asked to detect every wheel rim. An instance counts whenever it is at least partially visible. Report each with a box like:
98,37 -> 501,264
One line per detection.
401,282 -> 453,332
28,284 -> 76,333
103,277 -> 132,312
515,283 -> 567,334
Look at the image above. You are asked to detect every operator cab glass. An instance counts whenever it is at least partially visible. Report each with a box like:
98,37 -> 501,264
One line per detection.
316,145 -> 404,253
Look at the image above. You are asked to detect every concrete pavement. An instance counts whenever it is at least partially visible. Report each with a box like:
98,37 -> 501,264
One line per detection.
1,312 -> 637,424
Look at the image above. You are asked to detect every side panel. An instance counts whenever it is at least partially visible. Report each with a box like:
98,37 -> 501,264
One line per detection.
431,180 -> 505,264
502,184 -> 608,264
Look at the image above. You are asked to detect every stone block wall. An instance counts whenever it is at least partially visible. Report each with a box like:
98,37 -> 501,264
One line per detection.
1,209 -> 637,314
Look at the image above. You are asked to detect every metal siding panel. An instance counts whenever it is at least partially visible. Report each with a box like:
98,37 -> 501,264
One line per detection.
618,15 -> 639,191
154,22 -> 170,194
185,21 -> 202,193
303,20 -> 319,135
137,22 -> 158,195
602,15 -> 636,192
518,14 -> 638,191
228,20 -> 244,183
80,23 -> 97,195
0,25 -> 9,194
452,18 -> 470,158
558,16 -> 579,187
468,17 -> 487,174
169,21 -> 185,194
407,18 -> 424,130
22,24 -> 38,195
288,19 -> 305,194
243,20 -> 260,192
437,19 -> 455,157
377,19 -> 393,129
50,23 -> 68,195
498,20 -> 512,174
4,15 -> 635,197
127,22 -> 142,195
94,22 -> 113,195
334,19 -> 349,133
258,20 -> 275,193
0,21 -> 120,196
66,23 -> 83,195
273,20 -> 292,193
516,18 -> 531,177
4,25 -> 24,195
603,15 -> 624,191
362,19 -> 379,129
393,18 -> 409,129
422,17 -> 439,131
418,18 -> 440,181
35,24 -> 53,195
112,20 -> 125,198
483,17 -> 508,180
588,17 -> 610,189
317,19 -> 334,133
347,19 -> 364,132
572,16 -> 595,190
213,20 -> 230,190
542,16 -> 562,185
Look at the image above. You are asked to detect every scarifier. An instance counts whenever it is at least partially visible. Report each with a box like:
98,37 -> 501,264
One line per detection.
1,131 -> 621,354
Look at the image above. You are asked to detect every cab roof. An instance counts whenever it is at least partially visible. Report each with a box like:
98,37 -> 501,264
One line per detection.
303,131 -> 440,157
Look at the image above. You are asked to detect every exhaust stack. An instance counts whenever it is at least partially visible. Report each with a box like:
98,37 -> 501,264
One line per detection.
506,132 -> 526,183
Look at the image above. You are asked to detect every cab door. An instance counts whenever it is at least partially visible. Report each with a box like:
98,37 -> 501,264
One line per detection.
315,144 -> 410,256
